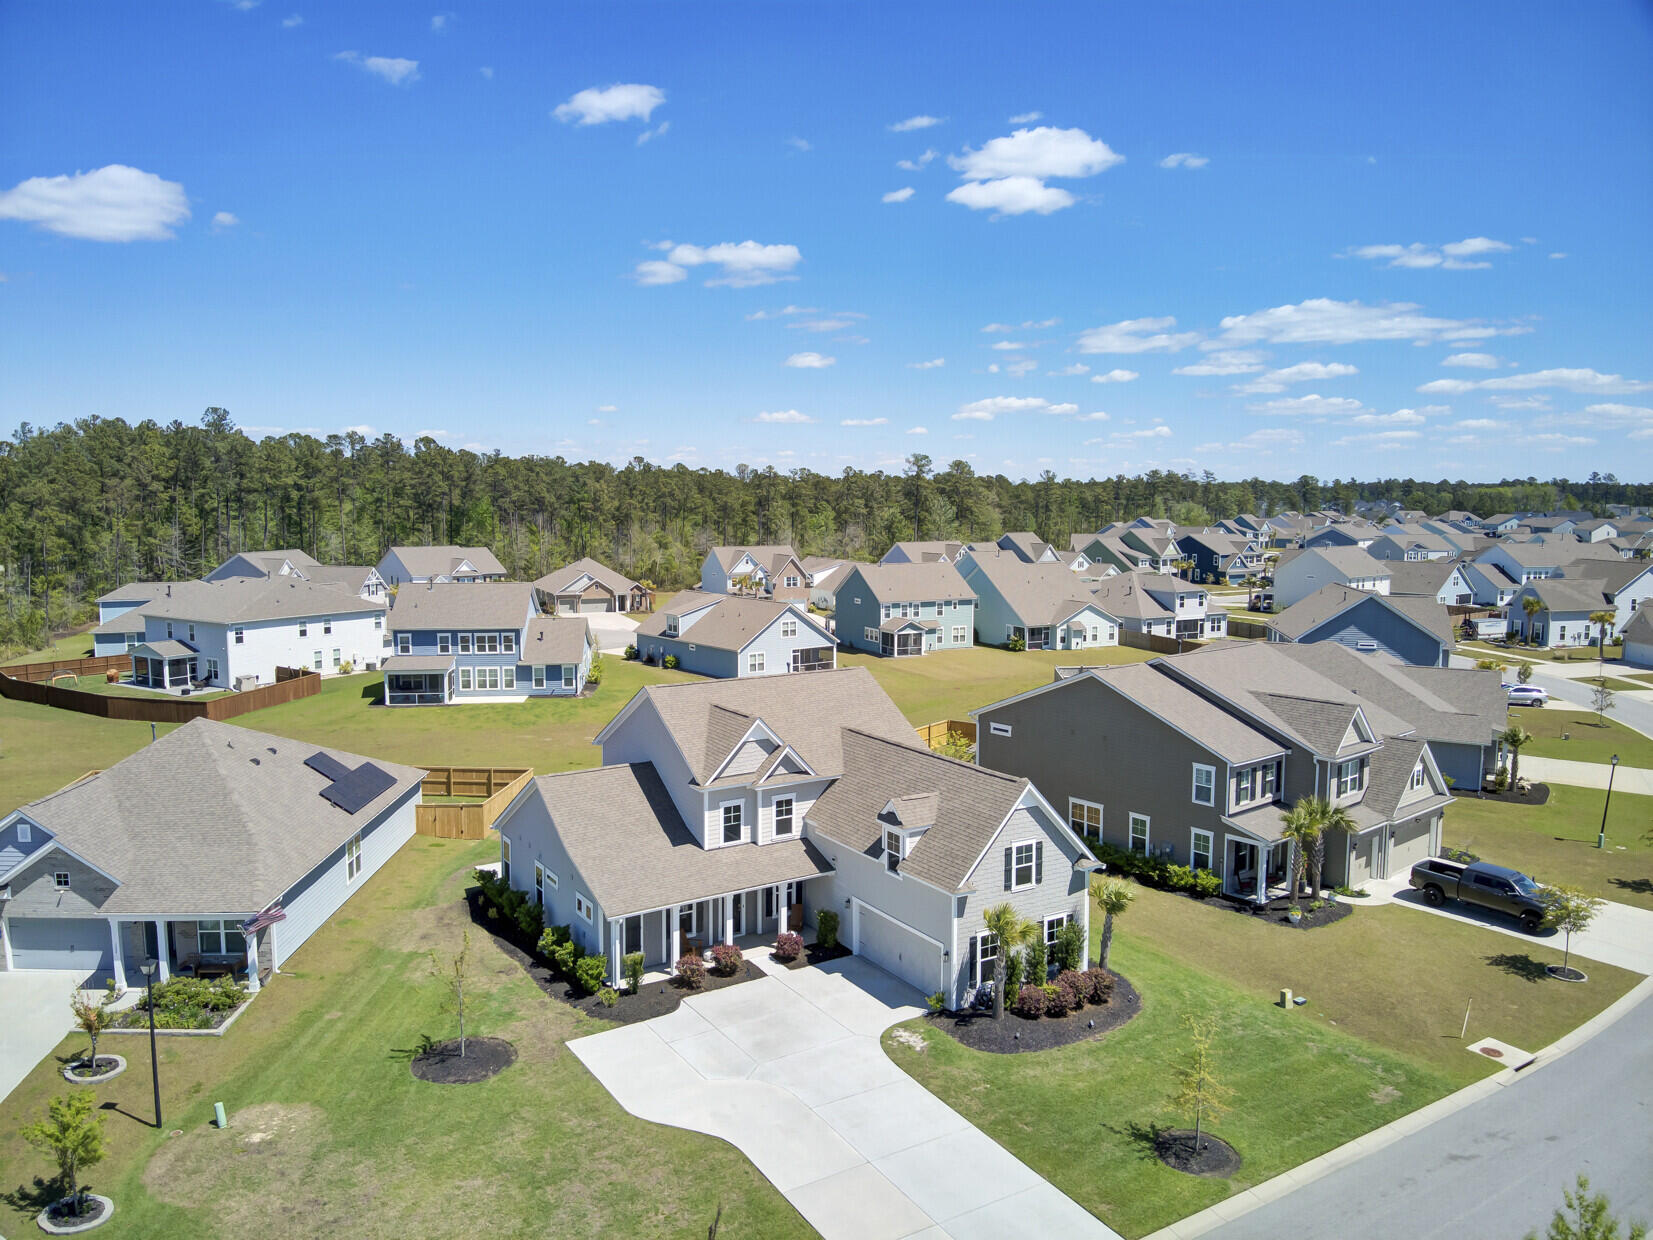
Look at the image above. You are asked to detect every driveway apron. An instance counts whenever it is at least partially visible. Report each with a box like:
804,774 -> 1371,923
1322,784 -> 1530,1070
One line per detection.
0,970 -> 112,1104
569,953 -> 1118,1240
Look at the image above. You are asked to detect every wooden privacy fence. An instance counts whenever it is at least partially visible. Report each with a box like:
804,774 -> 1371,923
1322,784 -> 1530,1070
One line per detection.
415,767 -> 534,839
1118,630 -> 1207,655
1224,617 -> 1274,640
916,719 -> 976,750
3,653 -> 130,683
0,667 -> 320,724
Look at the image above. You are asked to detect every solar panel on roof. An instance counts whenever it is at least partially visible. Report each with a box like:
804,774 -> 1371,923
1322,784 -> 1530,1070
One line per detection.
304,751 -> 352,782
319,763 -> 398,814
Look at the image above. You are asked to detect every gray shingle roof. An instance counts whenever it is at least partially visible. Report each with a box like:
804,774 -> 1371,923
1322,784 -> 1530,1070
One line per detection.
1298,546 -> 1392,578
1385,560 -> 1457,597
385,545 -> 507,578
1516,578 -> 1613,614
883,541 -> 963,563
1082,663 -> 1285,764
1362,738 -> 1452,822
131,577 -> 386,625
1254,693 -> 1360,756
380,654 -> 456,674
11,719 -> 424,915
707,545 -> 803,574
96,581 -> 174,605
522,616 -> 593,663
964,553 -> 1120,627
634,591 -> 828,653
388,582 -> 535,632
1089,576 -> 1175,622
533,557 -> 642,597
528,763 -> 831,916
843,561 -> 976,603
1622,607 -> 1653,644
1270,643 -> 1506,747
1270,584 -> 1453,647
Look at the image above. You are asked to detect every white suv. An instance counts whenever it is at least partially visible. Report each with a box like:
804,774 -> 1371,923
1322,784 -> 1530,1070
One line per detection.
1503,684 -> 1549,707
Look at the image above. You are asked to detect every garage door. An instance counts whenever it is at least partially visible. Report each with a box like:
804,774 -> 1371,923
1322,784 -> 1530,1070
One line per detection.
580,597 -> 613,614
852,901 -> 938,996
1384,816 -> 1437,879
6,917 -> 113,981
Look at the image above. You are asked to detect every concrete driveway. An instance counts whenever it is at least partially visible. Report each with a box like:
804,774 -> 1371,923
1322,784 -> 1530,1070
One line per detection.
0,970 -> 107,1104
583,611 -> 639,654
569,954 -> 1116,1240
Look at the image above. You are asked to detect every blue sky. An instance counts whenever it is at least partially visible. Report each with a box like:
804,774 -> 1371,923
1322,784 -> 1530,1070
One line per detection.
2,1 -> 1650,482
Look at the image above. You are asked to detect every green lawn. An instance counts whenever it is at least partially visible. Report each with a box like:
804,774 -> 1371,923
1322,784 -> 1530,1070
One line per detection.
0,836 -> 808,1240
0,696 -> 181,815
1626,673 -> 1653,687
1462,641 -> 1623,664
1,630 -> 96,667
1510,704 -> 1653,768
1447,786 -> 1653,909
887,887 -> 1638,1237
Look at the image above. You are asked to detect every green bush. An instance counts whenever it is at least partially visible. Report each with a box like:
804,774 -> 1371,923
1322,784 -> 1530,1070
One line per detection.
623,951 -> 645,995
119,976 -> 248,1029
515,896 -> 543,941
1163,864 -> 1195,891
586,654 -> 605,686
598,987 -> 619,1008
1095,842 -> 1223,899
1004,947 -> 1024,993
926,991 -> 946,1014
816,909 -> 839,950
1023,937 -> 1047,987
1053,922 -> 1085,974
538,923 -> 571,960
675,953 -> 706,990
663,654 -> 679,669
623,645 -> 639,661
1005,635 -> 1027,652
1192,869 -> 1222,898
574,953 -> 609,995
551,939 -> 580,977
1333,884 -> 1370,899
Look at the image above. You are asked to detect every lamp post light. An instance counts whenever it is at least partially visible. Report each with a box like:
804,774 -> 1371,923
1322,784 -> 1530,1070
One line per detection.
1597,754 -> 1619,850
137,958 -> 161,1128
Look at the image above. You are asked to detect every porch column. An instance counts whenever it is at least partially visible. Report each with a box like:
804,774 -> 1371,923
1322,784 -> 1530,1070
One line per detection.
779,885 -> 790,941
152,919 -> 170,981
244,930 -> 260,992
609,919 -> 622,989
723,897 -> 734,947
664,906 -> 675,973
106,918 -> 127,994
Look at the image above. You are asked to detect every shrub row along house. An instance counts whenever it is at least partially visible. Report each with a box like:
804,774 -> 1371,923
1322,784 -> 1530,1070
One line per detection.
973,640 -> 1504,898
381,582 -> 595,706
0,720 -> 423,990
494,669 -> 1096,1007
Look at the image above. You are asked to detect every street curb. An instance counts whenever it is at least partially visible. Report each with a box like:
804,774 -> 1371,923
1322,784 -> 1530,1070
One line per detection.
1143,973 -> 1653,1240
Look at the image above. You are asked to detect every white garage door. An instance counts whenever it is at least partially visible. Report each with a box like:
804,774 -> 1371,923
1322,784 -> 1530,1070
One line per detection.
579,596 -> 613,614
1384,816 -> 1436,879
6,917 -> 113,981
852,902 -> 938,996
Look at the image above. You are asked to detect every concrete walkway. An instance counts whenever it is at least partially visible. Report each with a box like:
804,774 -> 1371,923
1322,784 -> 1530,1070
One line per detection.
569,953 -> 1117,1240
1521,754 -> 1653,795
0,971 -> 140,1105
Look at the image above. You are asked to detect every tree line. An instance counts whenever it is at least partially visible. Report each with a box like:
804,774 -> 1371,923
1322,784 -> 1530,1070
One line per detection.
0,410 -> 1644,655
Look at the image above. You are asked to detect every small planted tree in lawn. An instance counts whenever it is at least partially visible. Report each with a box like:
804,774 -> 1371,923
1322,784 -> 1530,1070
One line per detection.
1592,681 -> 1616,727
1541,886 -> 1604,979
1524,1173 -> 1648,1240
431,929 -> 473,1057
981,902 -> 1037,1020
1170,1015 -> 1233,1155
69,984 -> 120,1075
23,1091 -> 106,1218
1517,659 -> 1534,685
1090,875 -> 1134,971
1499,724 -> 1534,787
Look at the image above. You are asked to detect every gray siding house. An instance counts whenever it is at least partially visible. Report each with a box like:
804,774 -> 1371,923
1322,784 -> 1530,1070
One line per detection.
700,546 -> 811,604
376,545 -> 507,586
1272,546 -> 1392,610
959,551 -> 1120,651
493,669 -> 1095,1007
1268,585 -> 1454,667
633,590 -> 836,678
835,561 -> 978,657
0,720 -> 423,991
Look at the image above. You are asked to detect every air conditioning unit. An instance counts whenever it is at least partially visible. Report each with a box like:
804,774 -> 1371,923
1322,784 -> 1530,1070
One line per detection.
234,675 -> 260,692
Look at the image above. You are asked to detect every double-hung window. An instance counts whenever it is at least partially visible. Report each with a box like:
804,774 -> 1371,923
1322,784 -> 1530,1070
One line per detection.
1129,813 -> 1150,855
502,632 -> 516,654
561,664 -> 575,690
864,626 -> 879,644
780,619 -> 797,638
533,665 -> 546,689
1336,758 -> 1365,798
970,931 -> 998,988
1260,762 -> 1278,800
1410,763 -> 1426,790
397,633 -> 412,655
1237,766 -> 1256,804
1010,841 -> 1036,889
1069,798 -> 1102,840
332,648 -> 341,668
1043,913 -> 1070,947
458,667 -> 473,691
313,650 -> 323,670
1192,764 -> 1216,806
747,651 -> 766,674
323,618 -> 332,635
345,832 -> 362,881
501,666 -> 515,690
196,919 -> 247,957
721,802 -> 743,844
500,837 -> 511,884
233,626 -> 245,645
884,829 -> 903,874
298,621 -> 308,638
1190,828 -> 1214,872
459,633 -> 473,653
438,633 -> 451,654
477,633 -> 500,654
205,657 -> 219,682
951,625 -> 968,644
773,797 -> 795,837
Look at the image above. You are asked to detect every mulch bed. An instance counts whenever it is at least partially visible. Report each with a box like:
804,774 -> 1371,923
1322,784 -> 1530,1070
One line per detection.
1455,783 -> 1551,807
775,941 -> 851,971
1217,893 -> 1353,930
41,1195 -> 111,1230
65,1057 -> 122,1079
928,970 -> 1140,1053
1155,1129 -> 1242,1177
411,1036 -> 516,1083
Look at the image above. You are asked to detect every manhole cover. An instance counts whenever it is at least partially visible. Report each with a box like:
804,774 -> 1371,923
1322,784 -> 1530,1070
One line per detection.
1479,1047 -> 1504,1059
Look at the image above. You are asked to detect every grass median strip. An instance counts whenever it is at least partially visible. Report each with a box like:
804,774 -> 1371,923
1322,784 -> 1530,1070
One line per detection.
1509,706 -> 1653,767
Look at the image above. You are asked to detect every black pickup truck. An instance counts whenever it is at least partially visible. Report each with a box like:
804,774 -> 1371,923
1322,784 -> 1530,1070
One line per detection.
1408,858 -> 1548,933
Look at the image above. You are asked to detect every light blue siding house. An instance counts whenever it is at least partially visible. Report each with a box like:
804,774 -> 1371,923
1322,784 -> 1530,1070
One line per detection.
959,550 -> 1120,651
1269,584 -> 1454,667
633,590 -> 836,678
834,562 -> 977,657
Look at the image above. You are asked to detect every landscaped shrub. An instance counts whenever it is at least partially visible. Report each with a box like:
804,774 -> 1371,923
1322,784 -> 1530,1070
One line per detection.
586,654 -> 605,686
1012,982 -> 1046,1018
1040,982 -> 1067,1016
773,932 -> 803,961
1004,635 -> 1027,652
515,896 -> 544,941
816,909 -> 839,950
1440,845 -> 1480,864
1081,967 -> 1114,1004
623,952 -> 645,995
1094,843 -> 1223,900
598,987 -> 619,1008
1022,937 -> 1047,987
1334,884 -> 1371,899
1163,864 -> 1195,892
1053,922 -> 1085,974
574,953 -> 609,995
926,991 -> 946,1014
538,923 -> 571,960
1051,971 -> 1085,1015
662,654 -> 679,669
675,953 -> 707,990
623,645 -> 639,661
551,939 -> 580,978
1191,870 -> 1222,898
117,976 -> 247,1030
710,944 -> 743,976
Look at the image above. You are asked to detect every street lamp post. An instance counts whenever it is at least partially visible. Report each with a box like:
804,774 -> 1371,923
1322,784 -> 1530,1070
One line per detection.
1597,754 -> 1619,850
138,958 -> 161,1128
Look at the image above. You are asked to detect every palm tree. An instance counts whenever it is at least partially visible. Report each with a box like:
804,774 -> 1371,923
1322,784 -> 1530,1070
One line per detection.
1521,594 -> 1543,645
1315,802 -> 1357,897
1280,796 -> 1358,900
1278,801 -> 1318,908
1589,609 -> 1616,668
1498,724 -> 1533,787
981,903 -> 1038,1020
1090,876 -> 1135,971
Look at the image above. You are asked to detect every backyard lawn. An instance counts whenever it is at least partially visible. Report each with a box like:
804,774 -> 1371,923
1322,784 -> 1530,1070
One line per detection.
887,886 -> 1640,1238
0,695 -> 180,815
1,630 -> 95,667
1509,704 -> 1653,767
1446,786 -> 1653,910
0,835 -> 808,1240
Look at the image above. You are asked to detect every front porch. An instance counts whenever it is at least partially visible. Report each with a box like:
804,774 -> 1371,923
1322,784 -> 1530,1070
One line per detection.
109,914 -> 273,994
1222,834 -> 1296,905
604,880 -> 812,989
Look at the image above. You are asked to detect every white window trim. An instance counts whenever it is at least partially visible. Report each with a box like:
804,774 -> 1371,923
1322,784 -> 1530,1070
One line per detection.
1190,828 -> 1214,871
458,667 -> 473,691
1129,813 -> 1151,855
575,893 -> 593,923
534,862 -> 545,904
1069,797 -> 1102,839
748,651 -> 766,674
17,821 -> 31,843
533,666 -> 546,689
972,930 -> 999,988
989,721 -> 1012,737
561,664 -> 576,690
884,828 -> 903,875
773,796 -> 795,837
1011,841 -> 1036,891
1043,913 -> 1070,947
719,800 -> 744,845
438,633 -> 451,654
397,633 -> 412,655
1192,763 -> 1216,806
54,870 -> 71,889
345,832 -> 363,882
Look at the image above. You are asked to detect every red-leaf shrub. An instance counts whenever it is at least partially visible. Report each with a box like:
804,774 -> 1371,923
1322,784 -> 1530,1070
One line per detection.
1013,983 -> 1046,1018
773,932 -> 803,961
1082,967 -> 1115,1004
710,943 -> 744,976
1053,970 -> 1086,1013
675,953 -> 707,990
1042,979 -> 1073,1018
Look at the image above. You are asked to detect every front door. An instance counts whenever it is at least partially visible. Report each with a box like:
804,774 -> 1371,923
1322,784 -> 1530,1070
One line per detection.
623,916 -> 642,956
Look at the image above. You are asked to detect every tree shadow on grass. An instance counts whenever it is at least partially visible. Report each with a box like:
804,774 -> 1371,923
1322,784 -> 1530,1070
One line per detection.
1610,877 -> 1652,898
386,1034 -> 436,1063
1485,952 -> 1552,983
1,1175 -> 62,1217
1103,1119 -> 1166,1164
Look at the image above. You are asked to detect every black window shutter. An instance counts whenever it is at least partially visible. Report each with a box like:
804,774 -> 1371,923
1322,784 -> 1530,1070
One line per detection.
967,934 -> 977,985
1003,846 -> 1012,890
1035,840 -> 1044,885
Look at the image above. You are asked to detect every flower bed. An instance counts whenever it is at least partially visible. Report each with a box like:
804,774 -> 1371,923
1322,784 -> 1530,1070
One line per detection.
111,976 -> 249,1030
1091,843 -> 1222,899
928,968 -> 1141,1054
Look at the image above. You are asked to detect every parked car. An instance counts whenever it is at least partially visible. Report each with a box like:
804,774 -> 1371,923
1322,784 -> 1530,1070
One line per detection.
1408,858 -> 1547,932
1503,683 -> 1549,707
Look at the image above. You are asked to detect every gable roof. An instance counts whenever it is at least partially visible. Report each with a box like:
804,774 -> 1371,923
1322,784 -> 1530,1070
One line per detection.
130,576 -> 385,625
998,532 -> 1055,562
1088,575 -> 1174,622
1078,663 -> 1286,764
1513,577 -> 1614,614
883,541 -> 964,563
8,719 -> 423,915
963,552 -> 1118,626
385,545 -> 507,578
1623,607 -> 1653,645
1294,545 -> 1392,579
1270,643 -> 1506,747
522,615 -> 593,663
843,561 -> 976,603
633,591 -> 828,652
96,581 -> 175,606
706,545 -> 804,576
1271,583 -> 1454,647
387,581 -> 536,631
1385,560 -> 1459,597
533,557 -> 642,597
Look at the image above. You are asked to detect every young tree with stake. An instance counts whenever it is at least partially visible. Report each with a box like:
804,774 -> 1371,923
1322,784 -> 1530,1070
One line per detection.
432,929 -> 473,1056
1170,1015 -> 1233,1155
69,984 -> 120,1075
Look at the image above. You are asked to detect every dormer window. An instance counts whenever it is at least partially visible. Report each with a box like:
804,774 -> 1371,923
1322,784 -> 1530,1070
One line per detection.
665,614 -> 679,636
1410,762 -> 1426,790
884,828 -> 903,873
1336,758 -> 1366,798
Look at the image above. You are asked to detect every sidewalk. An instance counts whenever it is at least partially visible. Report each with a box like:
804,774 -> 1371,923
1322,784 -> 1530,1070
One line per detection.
1520,755 -> 1653,794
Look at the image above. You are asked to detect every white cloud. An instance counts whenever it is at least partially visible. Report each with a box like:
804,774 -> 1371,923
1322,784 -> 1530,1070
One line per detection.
787,137 -> 811,152
635,240 -> 802,288
554,83 -> 665,126
907,426 -> 929,434
1159,152 -> 1208,169
1521,432 -> 1596,449
480,66 -> 494,79
1091,368 -> 1139,384
430,14 -> 448,32
596,404 -> 618,413
983,318 -> 1058,332
1172,349 -> 1265,376
1351,409 -> 1427,426
1076,411 -> 1110,422
897,149 -> 937,172
890,115 -> 942,132
882,187 -> 915,204
1490,394 -> 1550,410
1332,429 -> 1422,448
788,317 -> 857,331
210,211 -> 239,231
1077,316 -> 1199,354
1443,352 -> 1499,368
954,396 -> 1077,421
908,358 -> 945,370
1251,394 -> 1366,417
841,417 -> 886,427
1214,298 -> 1502,346
334,51 -> 420,86
1049,364 -> 1090,377
754,409 -> 813,424
785,351 -> 835,368
1580,403 -> 1653,430
1347,236 -> 1512,270
746,304 -> 816,321
1233,360 -> 1358,394
1419,368 -> 1652,396
1454,419 -> 1506,432
1008,111 -> 1042,124
281,13 -> 302,26
946,176 -> 1073,216
0,165 -> 190,242
636,121 -> 670,146
1194,427 -> 1305,454
1112,424 -> 1173,440
1550,252 -> 1567,260
1005,359 -> 1037,377
990,340 -> 1027,351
